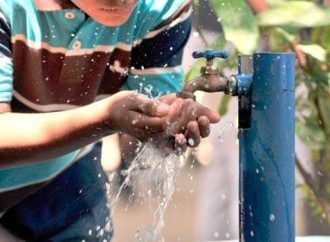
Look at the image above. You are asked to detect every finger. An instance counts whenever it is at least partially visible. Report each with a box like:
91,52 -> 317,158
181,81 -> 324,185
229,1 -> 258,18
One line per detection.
165,98 -> 185,135
174,133 -> 187,155
195,104 -> 220,124
157,93 -> 177,105
167,98 -> 184,118
185,121 -> 201,147
198,116 -> 210,138
128,111 -> 166,134
131,94 -> 170,117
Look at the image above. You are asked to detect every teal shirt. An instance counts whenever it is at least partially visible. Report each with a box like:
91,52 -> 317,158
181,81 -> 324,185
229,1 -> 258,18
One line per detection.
0,0 -> 192,192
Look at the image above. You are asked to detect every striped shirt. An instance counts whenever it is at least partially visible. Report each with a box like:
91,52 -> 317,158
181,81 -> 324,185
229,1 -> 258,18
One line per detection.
0,0 -> 192,192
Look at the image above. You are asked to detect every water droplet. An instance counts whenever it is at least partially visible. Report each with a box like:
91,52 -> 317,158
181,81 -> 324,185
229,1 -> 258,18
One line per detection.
193,32 -> 199,37
269,214 -> 276,222
250,231 -> 254,237
188,138 -> 194,146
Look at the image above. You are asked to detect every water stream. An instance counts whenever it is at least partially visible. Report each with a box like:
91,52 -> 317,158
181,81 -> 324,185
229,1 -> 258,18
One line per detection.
108,141 -> 183,242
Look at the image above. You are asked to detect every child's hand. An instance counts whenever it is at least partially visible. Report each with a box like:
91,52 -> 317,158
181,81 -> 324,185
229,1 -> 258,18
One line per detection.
159,94 -> 220,151
107,91 -> 170,142
108,91 -> 220,155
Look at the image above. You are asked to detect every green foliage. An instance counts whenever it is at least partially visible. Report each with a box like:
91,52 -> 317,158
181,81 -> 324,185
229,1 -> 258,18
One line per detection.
297,183 -> 327,219
257,1 -> 330,28
274,26 -> 298,43
211,0 -> 259,54
297,44 -> 327,62
320,26 -> 330,50
218,95 -> 232,116
296,97 -> 327,149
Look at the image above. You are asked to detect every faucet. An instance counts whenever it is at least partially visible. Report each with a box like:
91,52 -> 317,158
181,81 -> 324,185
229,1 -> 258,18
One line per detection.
177,49 -> 253,99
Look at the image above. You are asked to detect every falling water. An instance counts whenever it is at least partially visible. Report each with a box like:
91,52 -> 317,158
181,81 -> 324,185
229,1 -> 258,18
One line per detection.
108,140 -> 182,242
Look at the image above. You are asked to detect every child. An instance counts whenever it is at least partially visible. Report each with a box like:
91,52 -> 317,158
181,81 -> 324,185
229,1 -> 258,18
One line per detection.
0,0 -> 219,241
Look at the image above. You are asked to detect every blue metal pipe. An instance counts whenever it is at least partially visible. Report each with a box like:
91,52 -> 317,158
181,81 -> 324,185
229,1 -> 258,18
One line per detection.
228,73 -> 253,97
238,53 -> 295,242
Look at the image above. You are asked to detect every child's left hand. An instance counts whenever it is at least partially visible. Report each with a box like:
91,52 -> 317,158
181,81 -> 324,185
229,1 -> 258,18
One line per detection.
158,93 -> 220,152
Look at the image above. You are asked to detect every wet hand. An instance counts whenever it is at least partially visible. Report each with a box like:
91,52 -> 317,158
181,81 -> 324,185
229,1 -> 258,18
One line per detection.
107,91 -> 170,142
159,94 -> 220,152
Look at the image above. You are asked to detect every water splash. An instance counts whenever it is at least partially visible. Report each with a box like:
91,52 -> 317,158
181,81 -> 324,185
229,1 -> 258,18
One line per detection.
108,140 -> 181,242
217,121 -> 235,142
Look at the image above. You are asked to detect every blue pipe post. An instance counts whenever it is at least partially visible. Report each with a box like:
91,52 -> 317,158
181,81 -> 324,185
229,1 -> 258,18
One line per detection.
238,53 -> 295,242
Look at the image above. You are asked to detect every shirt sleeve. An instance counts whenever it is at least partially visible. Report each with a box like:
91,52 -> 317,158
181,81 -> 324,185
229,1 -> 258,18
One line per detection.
0,11 -> 13,103
122,3 -> 192,98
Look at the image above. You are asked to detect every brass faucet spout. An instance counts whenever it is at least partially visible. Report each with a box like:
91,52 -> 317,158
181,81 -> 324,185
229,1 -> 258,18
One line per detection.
183,75 -> 229,93
177,49 -> 231,100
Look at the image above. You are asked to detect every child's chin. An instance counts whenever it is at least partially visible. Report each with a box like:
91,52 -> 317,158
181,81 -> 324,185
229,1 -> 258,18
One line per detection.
96,16 -> 130,27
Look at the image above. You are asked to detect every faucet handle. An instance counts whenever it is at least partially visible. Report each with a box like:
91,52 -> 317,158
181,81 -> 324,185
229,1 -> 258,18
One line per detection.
192,49 -> 229,60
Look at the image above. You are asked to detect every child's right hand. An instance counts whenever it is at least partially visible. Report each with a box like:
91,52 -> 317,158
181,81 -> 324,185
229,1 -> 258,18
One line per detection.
106,91 -> 170,142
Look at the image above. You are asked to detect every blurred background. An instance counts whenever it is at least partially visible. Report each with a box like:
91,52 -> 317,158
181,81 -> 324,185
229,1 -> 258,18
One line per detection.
101,0 -> 330,241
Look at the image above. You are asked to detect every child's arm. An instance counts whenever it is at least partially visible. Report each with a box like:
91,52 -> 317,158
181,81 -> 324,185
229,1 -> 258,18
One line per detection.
0,91 -> 170,167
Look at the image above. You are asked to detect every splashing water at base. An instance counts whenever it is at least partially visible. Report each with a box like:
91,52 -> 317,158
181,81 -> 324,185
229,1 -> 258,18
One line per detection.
108,140 -> 182,242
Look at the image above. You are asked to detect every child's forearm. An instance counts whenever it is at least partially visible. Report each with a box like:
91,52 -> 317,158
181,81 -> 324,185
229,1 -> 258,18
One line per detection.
0,98 -> 114,167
